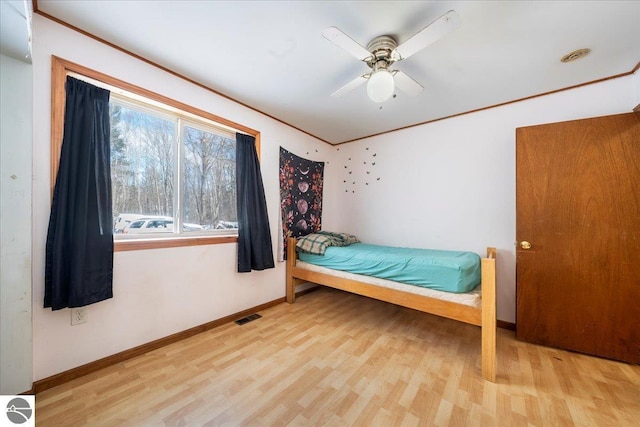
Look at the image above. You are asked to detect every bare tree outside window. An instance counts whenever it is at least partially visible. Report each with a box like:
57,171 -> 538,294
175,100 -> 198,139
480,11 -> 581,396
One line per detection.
183,126 -> 236,232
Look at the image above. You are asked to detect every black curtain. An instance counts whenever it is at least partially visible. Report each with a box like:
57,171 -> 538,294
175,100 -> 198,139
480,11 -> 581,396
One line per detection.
45,77 -> 113,310
236,133 -> 275,272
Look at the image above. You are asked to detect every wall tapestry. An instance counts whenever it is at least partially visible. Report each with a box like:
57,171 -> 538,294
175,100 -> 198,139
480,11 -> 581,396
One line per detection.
278,147 -> 324,261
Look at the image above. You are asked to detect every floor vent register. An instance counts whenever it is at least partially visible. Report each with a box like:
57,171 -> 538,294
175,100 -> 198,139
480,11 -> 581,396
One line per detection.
234,313 -> 262,325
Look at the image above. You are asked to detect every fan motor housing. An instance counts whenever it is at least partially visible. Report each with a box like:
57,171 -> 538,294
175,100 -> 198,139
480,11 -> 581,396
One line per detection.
366,35 -> 397,70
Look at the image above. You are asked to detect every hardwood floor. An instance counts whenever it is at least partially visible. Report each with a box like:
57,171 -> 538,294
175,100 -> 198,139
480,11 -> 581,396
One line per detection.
35,288 -> 640,426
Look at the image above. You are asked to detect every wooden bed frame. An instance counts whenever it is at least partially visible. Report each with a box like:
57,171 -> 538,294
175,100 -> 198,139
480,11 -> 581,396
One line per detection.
285,237 -> 497,382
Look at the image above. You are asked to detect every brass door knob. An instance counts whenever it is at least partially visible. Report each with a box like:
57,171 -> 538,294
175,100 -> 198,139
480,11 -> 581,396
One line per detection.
520,241 -> 532,249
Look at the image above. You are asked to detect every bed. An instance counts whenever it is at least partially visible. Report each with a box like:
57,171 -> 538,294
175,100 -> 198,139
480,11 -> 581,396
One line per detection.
286,236 -> 497,382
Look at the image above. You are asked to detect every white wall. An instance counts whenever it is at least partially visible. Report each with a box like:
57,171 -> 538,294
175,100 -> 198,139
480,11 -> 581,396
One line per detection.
0,53 -> 33,394
329,74 -> 638,323
31,16 -> 332,381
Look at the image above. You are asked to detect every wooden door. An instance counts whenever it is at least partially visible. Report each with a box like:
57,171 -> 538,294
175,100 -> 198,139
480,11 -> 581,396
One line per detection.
516,112 -> 640,364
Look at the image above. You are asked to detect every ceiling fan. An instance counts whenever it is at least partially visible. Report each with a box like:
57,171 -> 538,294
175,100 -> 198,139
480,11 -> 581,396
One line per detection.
323,10 -> 460,103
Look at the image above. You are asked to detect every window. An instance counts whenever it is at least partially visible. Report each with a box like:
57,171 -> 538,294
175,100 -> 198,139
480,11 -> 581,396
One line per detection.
109,98 -> 238,239
51,56 -> 260,251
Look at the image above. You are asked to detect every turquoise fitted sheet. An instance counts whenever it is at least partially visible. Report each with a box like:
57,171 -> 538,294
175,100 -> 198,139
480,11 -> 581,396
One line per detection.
297,243 -> 481,293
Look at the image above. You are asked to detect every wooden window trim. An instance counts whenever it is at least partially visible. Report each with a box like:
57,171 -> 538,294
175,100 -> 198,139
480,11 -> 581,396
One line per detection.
51,55 -> 259,251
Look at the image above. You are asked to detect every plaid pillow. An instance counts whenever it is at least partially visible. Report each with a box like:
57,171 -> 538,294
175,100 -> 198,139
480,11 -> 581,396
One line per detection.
317,231 -> 360,246
296,234 -> 332,255
338,232 -> 360,245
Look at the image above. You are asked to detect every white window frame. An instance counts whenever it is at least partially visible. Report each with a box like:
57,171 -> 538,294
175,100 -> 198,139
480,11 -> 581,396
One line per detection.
110,95 -> 239,241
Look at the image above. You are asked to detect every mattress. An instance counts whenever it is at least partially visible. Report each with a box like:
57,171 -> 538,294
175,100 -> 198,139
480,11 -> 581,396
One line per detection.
297,243 -> 481,293
296,260 -> 482,309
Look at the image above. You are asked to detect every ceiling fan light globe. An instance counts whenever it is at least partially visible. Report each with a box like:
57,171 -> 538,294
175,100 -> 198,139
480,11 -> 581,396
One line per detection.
367,70 -> 394,103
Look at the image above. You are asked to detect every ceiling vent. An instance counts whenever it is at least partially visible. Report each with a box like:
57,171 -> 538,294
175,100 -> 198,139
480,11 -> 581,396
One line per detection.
561,48 -> 591,63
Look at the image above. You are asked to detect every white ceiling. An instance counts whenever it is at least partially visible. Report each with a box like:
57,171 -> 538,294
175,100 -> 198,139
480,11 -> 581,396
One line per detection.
34,1 -> 640,144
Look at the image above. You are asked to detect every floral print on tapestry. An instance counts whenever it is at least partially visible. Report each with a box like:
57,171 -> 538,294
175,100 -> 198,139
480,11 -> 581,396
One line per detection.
279,147 -> 324,259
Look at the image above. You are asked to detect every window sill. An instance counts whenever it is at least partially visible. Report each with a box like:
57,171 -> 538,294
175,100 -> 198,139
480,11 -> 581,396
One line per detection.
114,235 -> 238,252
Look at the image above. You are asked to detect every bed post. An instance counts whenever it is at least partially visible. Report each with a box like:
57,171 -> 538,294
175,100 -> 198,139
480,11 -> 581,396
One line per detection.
481,247 -> 497,382
286,237 -> 297,303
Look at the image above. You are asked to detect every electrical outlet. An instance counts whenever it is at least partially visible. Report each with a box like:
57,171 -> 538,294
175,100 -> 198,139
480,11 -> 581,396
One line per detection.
71,307 -> 88,325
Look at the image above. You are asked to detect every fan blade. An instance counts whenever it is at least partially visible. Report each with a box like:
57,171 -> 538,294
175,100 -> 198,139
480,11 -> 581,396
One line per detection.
323,27 -> 372,62
331,74 -> 368,98
393,71 -> 423,97
394,10 -> 460,60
